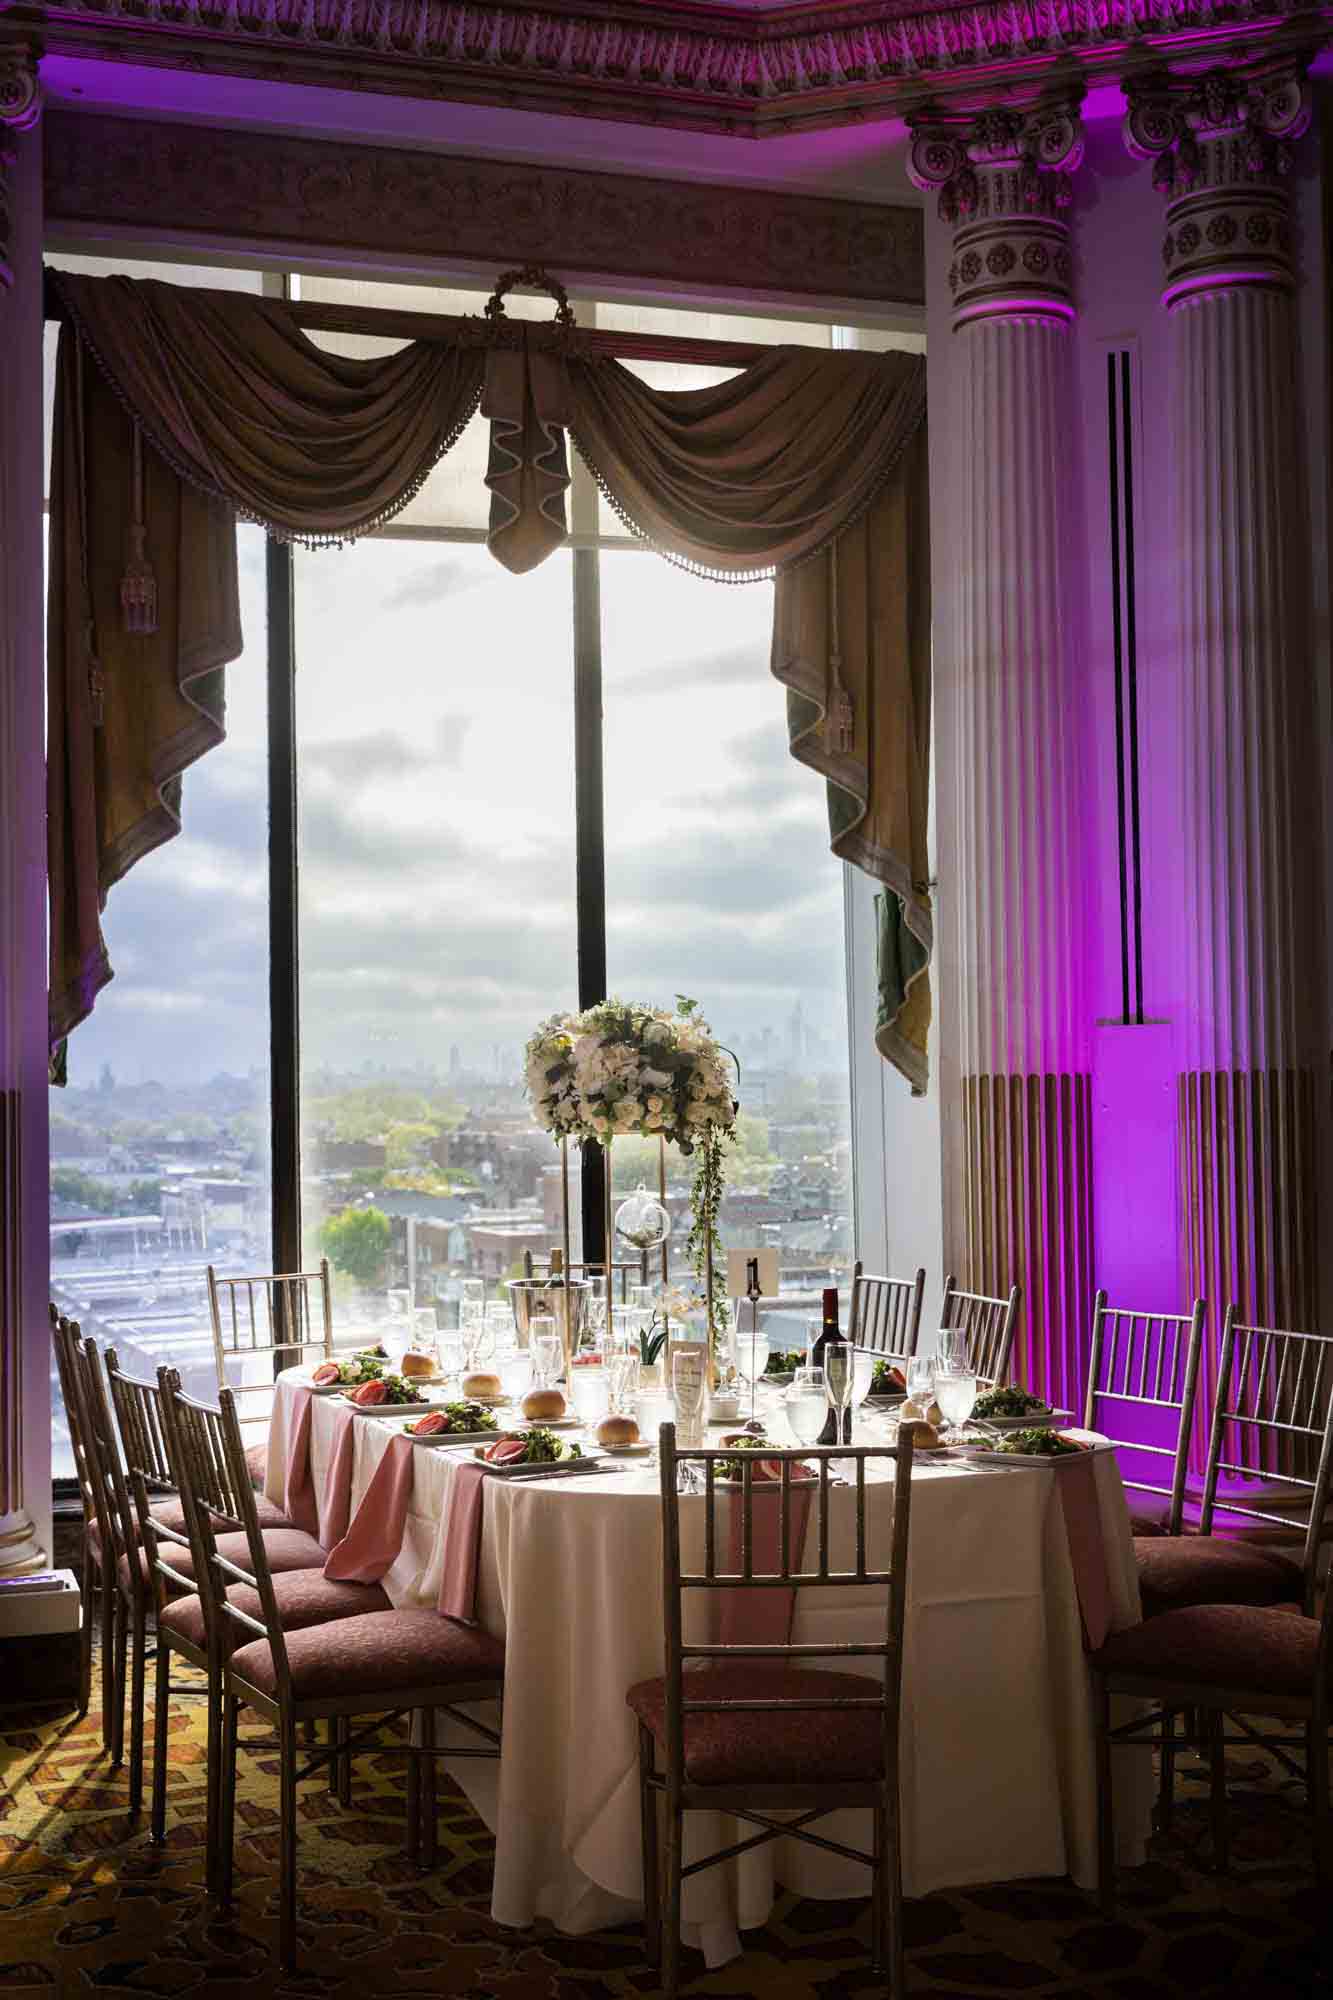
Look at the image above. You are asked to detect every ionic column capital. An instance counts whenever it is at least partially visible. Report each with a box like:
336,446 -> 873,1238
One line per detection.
0,45 -> 42,134
907,96 -> 1084,327
1123,58 -> 1312,304
0,44 -> 42,294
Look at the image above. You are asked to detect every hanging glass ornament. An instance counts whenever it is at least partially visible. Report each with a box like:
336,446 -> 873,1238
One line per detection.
614,1182 -> 672,1252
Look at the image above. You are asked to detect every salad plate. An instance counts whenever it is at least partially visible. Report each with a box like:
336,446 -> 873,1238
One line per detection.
404,1426 -> 498,1447
959,1430 -> 1111,1469
343,1395 -> 440,1418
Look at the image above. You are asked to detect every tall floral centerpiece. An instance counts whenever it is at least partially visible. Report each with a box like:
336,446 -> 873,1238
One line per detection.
524,997 -> 737,1358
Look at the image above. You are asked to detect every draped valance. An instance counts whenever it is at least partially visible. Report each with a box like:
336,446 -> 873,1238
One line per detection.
47,271 -> 931,1088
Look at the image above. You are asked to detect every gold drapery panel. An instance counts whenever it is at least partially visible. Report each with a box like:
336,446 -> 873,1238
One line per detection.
47,274 -> 931,1087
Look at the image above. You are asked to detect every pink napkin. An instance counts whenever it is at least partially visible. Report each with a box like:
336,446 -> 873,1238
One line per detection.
323,1431 -> 416,1584
718,1468 -> 815,1646
280,1387 -> 319,1538
435,1460 -> 489,1624
1058,1452 -> 1115,1650
319,1407 -> 359,1551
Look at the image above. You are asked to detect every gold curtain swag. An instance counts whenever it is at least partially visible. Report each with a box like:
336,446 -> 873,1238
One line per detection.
47,271 -> 932,1090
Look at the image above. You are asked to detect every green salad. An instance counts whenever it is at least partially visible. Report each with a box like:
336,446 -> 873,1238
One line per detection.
713,1434 -> 772,1480
440,1401 -> 499,1433
995,1427 -> 1083,1457
973,1384 -> 1050,1420
871,1359 -> 907,1394
764,1350 -> 805,1376
336,1353 -> 386,1385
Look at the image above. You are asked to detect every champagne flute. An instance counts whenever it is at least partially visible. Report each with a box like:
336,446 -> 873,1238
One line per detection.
935,1364 -> 978,1443
530,1315 -> 562,1389
824,1339 -> 855,1448
785,1365 -> 826,1448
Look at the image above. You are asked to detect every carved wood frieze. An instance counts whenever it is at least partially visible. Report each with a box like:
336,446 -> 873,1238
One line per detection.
42,111 -> 925,304
6,0 -> 1331,134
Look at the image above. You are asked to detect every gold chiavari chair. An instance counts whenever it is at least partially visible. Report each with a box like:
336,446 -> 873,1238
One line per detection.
192,1383 -> 503,1968
939,1273 -> 1021,1387
628,1424 -> 916,1999
206,1259 -> 335,1480
50,1310 -> 112,1734
147,1366 -> 392,1888
1083,1291 -> 1206,1539
848,1260 -> 926,1364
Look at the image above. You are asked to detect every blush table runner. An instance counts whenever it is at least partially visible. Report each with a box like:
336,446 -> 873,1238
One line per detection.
266,1370 -> 1151,1969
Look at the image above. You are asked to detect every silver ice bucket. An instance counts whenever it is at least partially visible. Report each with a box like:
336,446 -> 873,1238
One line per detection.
506,1277 -> 591,1374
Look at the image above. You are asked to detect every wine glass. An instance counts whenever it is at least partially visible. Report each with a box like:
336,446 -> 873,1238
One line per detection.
935,1364 -> 978,1443
785,1365 -> 826,1448
629,1284 -> 656,1316
824,1339 -> 855,1447
411,1306 -> 440,1368
607,1347 -> 641,1416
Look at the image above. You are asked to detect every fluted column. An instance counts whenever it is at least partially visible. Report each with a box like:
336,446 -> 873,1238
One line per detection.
0,44 -> 49,1580
1125,64 -> 1323,1355
911,101 -> 1094,1408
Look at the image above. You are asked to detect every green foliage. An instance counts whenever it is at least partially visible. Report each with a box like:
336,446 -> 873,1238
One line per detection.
50,1168 -> 118,1214
128,1178 -> 163,1210
318,1206 -> 392,1286
686,1125 -> 730,1350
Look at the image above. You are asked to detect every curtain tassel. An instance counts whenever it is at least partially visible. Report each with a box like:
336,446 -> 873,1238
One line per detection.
825,540 -> 853,752
87,624 -> 105,729
120,425 -> 159,635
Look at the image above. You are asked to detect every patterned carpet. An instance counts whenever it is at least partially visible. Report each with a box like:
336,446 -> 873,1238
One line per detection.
1,1652 -> 1329,1999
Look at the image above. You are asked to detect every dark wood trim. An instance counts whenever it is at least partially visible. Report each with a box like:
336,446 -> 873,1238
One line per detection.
40,110 -> 924,311
265,537 -> 302,1291
572,544 -> 609,1265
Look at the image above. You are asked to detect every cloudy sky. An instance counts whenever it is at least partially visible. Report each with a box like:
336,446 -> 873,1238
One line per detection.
62,469 -> 850,1097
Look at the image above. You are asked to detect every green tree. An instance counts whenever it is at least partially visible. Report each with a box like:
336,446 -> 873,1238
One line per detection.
319,1207 -> 391,1286
128,1178 -> 163,1210
50,1168 -> 118,1214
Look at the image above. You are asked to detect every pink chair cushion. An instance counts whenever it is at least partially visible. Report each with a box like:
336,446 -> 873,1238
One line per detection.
1134,1535 -> 1304,1618
150,1494 -> 290,1534
1092,1602 -> 1319,1699
162,1572 -> 392,1653
627,1663 -> 886,1786
245,1443 -> 269,1490
229,1607 -> 506,1702
160,1527 -> 326,1583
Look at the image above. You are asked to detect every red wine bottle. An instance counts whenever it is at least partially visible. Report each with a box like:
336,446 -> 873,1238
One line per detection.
810,1286 -> 850,1445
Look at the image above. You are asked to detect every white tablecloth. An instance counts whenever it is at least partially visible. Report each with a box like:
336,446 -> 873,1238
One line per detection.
267,1375 -> 1152,1964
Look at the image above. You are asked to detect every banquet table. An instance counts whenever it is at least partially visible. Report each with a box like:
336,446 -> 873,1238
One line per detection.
266,1372 -> 1152,1966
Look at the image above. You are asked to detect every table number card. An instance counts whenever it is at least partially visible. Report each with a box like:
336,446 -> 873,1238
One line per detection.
726,1247 -> 780,1301
667,1339 -> 708,1449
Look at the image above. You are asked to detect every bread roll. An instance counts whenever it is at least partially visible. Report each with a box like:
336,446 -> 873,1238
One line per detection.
400,1349 -> 436,1379
898,1418 -> 940,1449
462,1371 -> 502,1400
522,1387 -> 567,1422
596,1414 -> 640,1449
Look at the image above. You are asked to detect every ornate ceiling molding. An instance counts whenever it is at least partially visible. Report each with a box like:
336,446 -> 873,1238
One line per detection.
4,0 -> 1330,132
0,43 -> 41,289
43,109 -> 925,302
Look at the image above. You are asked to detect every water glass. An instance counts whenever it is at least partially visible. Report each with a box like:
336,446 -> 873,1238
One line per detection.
628,1284 -> 656,1315
906,1353 -> 936,1407
461,1278 -> 486,1315
937,1328 -> 970,1373
785,1366 -> 826,1447
436,1331 -> 463,1386
935,1366 -> 978,1442
824,1339 -> 855,1443
568,1356 -> 609,1427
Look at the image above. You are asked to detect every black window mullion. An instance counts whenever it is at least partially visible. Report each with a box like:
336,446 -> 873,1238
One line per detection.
266,535 -> 302,1299
572,540 -> 609,1266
